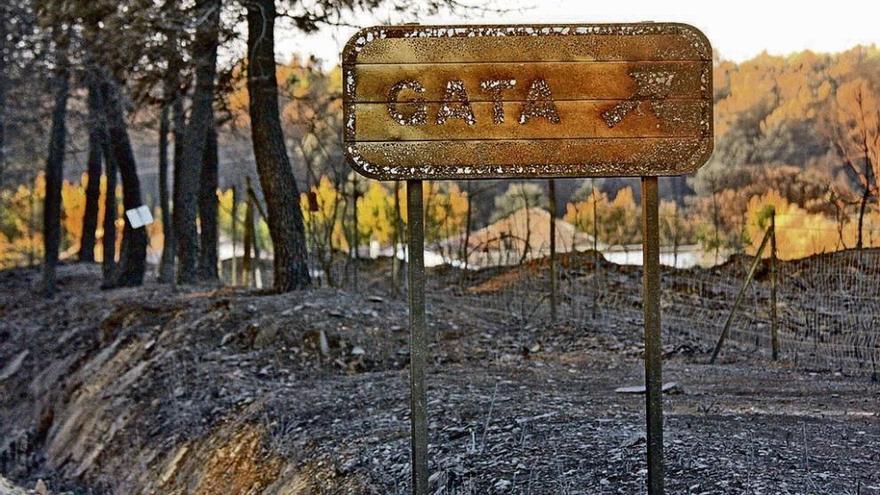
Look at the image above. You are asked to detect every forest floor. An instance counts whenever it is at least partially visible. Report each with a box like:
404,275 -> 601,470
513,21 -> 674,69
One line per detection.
0,260 -> 878,494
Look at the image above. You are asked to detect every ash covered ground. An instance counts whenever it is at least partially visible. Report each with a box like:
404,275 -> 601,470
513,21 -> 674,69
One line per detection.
0,259 -> 878,494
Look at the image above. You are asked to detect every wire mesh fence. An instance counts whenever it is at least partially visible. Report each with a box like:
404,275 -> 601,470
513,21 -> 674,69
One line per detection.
217,198 -> 880,378
436,232 -> 880,378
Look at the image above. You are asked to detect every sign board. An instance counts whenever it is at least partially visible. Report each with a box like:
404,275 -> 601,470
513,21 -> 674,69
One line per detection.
342,23 -> 713,180
125,205 -> 154,229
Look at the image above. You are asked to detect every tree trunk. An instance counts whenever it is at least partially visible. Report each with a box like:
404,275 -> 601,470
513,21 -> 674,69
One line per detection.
245,0 -> 310,291
857,175 -> 869,249
157,103 -> 175,282
165,91 -> 185,282
102,74 -> 146,287
197,123 -> 219,280
460,182 -> 473,287
0,12 -> 7,183
101,147 -> 118,287
174,0 -> 220,283
79,69 -> 103,263
231,185 -> 238,284
42,37 -> 70,297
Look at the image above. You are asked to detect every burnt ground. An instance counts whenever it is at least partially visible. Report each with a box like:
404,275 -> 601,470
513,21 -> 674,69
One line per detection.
0,261 -> 878,495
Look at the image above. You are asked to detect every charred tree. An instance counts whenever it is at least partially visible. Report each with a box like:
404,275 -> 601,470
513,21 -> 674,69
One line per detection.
0,11 -> 7,181
245,0 -> 310,291
101,148 -> 118,287
164,90 -> 186,282
42,33 -> 70,297
157,103 -> 174,282
197,123 -> 219,280
174,0 -> 220,284
79,68 -> 103,263
102,75 -> 147,287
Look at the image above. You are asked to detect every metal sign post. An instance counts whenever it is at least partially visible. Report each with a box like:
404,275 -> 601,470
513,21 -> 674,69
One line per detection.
406,179 -> 429,492
342,23 -> 713,495
641,176 -> 664,493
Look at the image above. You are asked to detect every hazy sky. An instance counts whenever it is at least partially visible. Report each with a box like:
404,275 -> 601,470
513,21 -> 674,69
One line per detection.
275,0 -> 880,66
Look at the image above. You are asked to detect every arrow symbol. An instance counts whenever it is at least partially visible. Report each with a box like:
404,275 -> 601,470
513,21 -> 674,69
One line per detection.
601,69 -> 677,128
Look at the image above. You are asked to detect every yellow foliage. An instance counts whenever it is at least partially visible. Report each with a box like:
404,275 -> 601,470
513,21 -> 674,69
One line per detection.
424,182 -> 468,244
301,176 -> 349,252
745,190 -> 880,259
357,181 -> 396,245
564,187 -> 640,247
564,189 -> 609,236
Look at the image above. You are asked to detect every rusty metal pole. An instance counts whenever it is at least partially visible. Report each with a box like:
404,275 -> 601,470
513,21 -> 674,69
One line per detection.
406,179 -> 429,495
641,176 -> 664,495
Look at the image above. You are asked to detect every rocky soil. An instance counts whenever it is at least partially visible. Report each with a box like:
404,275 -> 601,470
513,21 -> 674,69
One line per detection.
0,261 -> 878,494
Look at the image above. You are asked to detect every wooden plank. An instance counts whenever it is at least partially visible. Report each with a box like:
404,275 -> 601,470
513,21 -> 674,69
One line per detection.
352,61 -> 709,102
345,138 -> 713,179
352,100 -> 709,141
345,25 -> 711,64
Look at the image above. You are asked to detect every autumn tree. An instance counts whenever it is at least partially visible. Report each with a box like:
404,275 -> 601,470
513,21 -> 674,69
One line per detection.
829,78 -> 879,248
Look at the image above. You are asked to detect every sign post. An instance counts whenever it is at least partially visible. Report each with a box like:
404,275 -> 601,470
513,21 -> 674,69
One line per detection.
405,178 -> 429,492
343,23 -> 713,495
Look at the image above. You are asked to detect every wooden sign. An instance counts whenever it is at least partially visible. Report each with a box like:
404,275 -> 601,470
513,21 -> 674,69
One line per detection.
342,23 -> 713,180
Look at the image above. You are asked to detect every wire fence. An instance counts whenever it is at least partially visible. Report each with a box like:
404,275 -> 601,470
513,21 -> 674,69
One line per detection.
217,202 -> 880,378
435,230 -> 880,378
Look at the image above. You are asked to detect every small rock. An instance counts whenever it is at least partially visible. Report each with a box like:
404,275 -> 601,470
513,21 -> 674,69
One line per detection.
253,325 -> 279,348
621,432 -> 646,447
493,479 -> 512,491
319,330 -> 330,356
0,350 -> 28,382
367,295 -> 384,303
351,346 -> 366,356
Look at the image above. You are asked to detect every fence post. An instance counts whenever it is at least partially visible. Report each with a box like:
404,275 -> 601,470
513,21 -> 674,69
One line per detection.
231,185 -> 238,286
710,225 -> 773,364
548,179 -> 558,322
591,180 -> 599,319
770,210 -> 779,361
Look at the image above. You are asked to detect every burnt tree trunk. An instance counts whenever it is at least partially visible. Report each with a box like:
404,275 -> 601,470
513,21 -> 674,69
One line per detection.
79,69 -> 103,262
42,36 -> 70,297
245,0 -> 311,291
165,91 -> 186,282
101,147 -> 118,287
0,12 -> 7,182
197,123 -> 219,280
157,103 -> 174,282
102,75 -> 146,287
91,71 -> 118,287
173,0 -> 220,284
